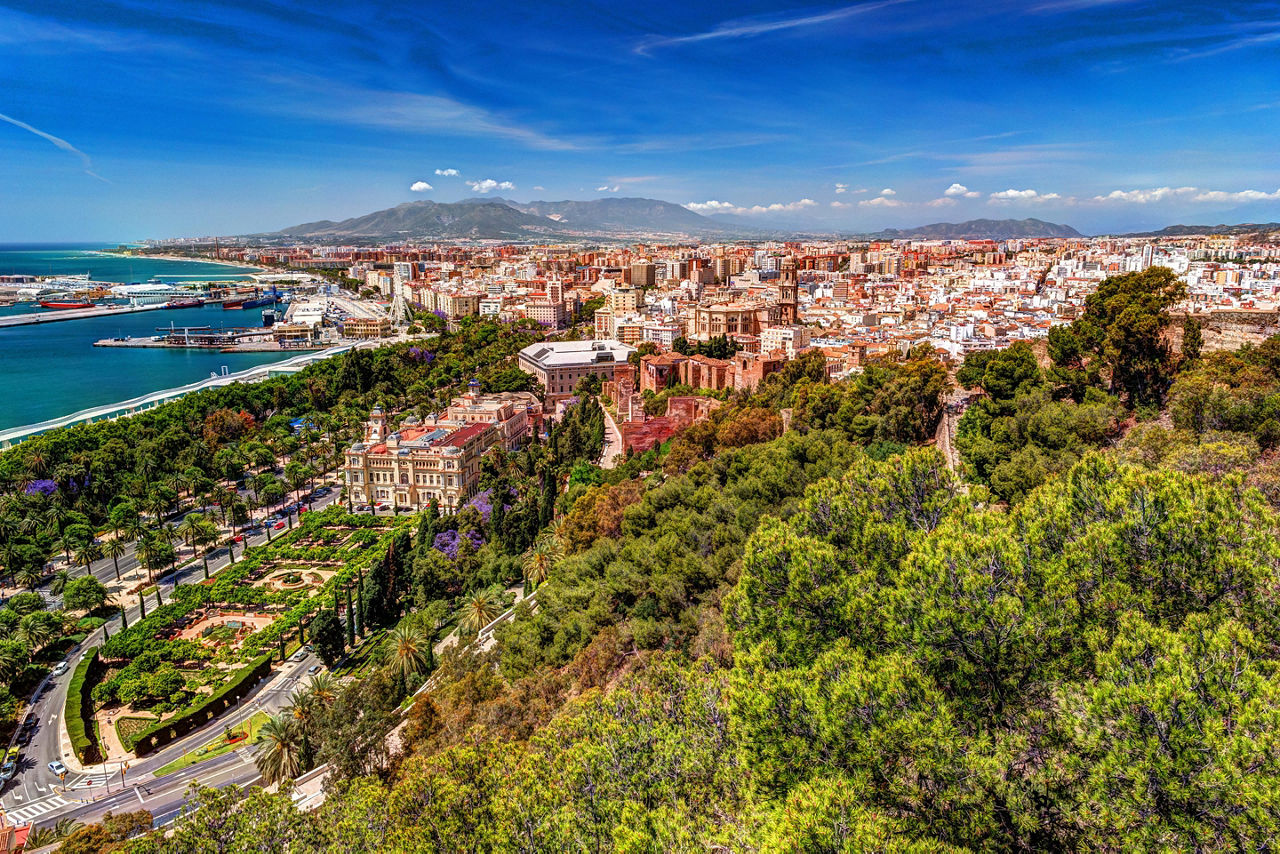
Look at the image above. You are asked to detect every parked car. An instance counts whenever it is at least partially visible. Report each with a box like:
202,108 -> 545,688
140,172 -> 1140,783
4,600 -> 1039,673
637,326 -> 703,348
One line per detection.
355,504 -> 370,512
289,649 -> 307,662
306,664 -> 322,675
273,520 -> 287,530
47,760 -> 67,777
394,505 -> 412,513
298,507 -> 309,515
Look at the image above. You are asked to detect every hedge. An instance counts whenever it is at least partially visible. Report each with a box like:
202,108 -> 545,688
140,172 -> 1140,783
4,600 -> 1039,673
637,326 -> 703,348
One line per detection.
129,653 -> 273,756
65,647 -> 103,765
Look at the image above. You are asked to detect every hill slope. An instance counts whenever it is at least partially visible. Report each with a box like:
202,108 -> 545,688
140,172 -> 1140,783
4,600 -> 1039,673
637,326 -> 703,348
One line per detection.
873,218 -> 1084,240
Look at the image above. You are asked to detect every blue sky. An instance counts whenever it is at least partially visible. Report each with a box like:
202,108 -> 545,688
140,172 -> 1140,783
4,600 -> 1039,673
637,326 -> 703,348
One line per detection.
1,0 -> 1278,239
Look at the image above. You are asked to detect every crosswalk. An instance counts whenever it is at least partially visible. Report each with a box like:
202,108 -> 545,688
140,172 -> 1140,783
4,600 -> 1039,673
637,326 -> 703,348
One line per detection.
69,775 -> 109,790
5,794 -> 70,823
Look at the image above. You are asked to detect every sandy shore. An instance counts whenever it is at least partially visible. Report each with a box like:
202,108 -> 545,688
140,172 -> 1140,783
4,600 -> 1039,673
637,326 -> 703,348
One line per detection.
98,250 -> 263,272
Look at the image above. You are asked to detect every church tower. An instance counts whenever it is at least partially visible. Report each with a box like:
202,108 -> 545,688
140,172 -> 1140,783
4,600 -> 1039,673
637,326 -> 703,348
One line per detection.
778,258 -> 798,325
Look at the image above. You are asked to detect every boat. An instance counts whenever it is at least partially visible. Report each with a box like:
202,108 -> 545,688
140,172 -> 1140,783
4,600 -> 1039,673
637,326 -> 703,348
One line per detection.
222,299 -> 246,309
166,298 -> 206,309
38,300 -> 96,310
239,295 -> 277,310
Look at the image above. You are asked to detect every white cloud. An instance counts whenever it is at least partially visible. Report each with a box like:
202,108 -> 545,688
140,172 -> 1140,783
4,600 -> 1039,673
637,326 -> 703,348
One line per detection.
944,182 -> 980,198
989,188 -> 1062,203
684,198 -> 817,215
409,181 -> 433,192
532,185 -> 545,191
860,196 -> 904,208
466,178 -> 516,193
1192,188 -> 1280,203
596,184 -> 620,192
434,168 -> 460,176
834,183 -> 849,194
926,197 -> 957,207
879,188 -> 896,196
1092,186 -> 1197,203
830,200 -> 851,208
685,200 -> 740,212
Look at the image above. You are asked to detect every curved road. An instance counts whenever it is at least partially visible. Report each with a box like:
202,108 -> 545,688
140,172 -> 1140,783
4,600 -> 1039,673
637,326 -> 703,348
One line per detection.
1,489 -> 345,830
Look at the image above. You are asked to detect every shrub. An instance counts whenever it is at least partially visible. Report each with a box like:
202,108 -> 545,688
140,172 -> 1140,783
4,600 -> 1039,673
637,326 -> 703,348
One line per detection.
65,648 -> 103,765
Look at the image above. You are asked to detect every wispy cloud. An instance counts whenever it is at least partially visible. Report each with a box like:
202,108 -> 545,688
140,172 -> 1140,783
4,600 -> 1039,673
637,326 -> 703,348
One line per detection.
830,200 -> 851,208
263,78 -> 581,151
467,178 -> 515,193
596,184 -> 620,193
834,183 -> 849,193
636,1 -> 907,54
1192,188 -> 1280,202
409,181 -> 433,192
434,168 -> 459,176
0,111 -> 108,182
926,197 -> 957,207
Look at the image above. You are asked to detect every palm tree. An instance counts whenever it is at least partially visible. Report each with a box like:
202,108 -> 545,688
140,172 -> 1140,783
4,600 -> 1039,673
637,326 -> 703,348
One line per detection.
383,623 -> 431,682
14,564 -> 43,591
254,713 -> 302,785
522,537 -> 562,590
194,518 -> 219,580
305,671 -> 338,707
457,588 -> 505,636
102,538 -> 127,582
73,544 -> 101,578
53,817 -> 83,839
0,642 -> 26,683
24,827 -> 58,849
17,613 -> 57,659
49,569 -> 72,596
175,513 -> 203,556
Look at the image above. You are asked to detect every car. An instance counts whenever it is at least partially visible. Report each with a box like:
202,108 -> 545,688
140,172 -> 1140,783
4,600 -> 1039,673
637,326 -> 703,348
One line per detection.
232,533 -> 245,543
289,649 -> 307,662
394,505 -> 413,513
306,664 -> 322,675
298,507 -> 309,514
273,520 -> 287,530
47,760 -> 67,777
303,644 -> 314,652
51,661 -> 69,677
355,504 -> 370,512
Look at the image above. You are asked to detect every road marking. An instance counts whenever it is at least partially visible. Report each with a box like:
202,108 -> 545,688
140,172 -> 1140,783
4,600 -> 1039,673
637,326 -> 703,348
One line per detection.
7,795 -> 69,822
69,775 -> 107,789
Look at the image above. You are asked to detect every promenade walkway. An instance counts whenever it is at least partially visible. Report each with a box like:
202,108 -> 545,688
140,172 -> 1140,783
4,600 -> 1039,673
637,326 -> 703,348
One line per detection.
0,342 -> 370,449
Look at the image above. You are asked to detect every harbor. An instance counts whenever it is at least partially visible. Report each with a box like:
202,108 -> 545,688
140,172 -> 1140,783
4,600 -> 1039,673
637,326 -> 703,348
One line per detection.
0,302 -> 171,328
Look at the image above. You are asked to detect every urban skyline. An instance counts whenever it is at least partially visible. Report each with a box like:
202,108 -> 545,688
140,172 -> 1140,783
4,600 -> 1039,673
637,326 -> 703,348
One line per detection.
2,0 -> 1279,239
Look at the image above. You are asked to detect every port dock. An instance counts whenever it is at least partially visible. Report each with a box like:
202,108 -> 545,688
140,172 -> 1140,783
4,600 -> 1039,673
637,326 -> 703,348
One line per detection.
0,303 -> 171,328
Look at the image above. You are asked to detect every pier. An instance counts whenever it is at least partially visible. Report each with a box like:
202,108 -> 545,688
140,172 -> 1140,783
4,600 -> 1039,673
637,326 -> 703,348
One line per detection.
0,342 -> 373,450
0,303 -> 170,328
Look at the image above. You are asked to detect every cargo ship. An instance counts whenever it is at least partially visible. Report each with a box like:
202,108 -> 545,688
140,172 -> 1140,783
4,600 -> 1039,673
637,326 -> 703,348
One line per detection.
166,297 -> 206,309
223,287 -> 278,310
38,299 -> 96,310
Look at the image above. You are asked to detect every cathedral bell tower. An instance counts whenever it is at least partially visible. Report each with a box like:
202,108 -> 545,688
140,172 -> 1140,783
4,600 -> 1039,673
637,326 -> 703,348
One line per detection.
778,259 -> 798,325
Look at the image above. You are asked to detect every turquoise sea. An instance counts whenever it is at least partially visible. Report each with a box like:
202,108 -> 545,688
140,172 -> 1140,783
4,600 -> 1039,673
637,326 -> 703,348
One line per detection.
0,244 -> 302,431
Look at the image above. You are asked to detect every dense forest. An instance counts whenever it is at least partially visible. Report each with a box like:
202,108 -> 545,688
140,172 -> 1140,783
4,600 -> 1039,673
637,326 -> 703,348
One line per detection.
28,268 -> 1280,852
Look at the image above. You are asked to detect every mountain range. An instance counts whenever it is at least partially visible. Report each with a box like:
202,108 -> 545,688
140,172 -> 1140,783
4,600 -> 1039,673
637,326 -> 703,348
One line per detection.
1121,222 -> 1280,238
255,197 -> 1087,243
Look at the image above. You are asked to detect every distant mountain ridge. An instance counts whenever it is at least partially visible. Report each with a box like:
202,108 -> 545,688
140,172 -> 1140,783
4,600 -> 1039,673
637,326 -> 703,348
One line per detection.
262,197 -> 755,241
871,218 -> 1084,240
1121,222 -> 1280,238
257,202 -> 1087,243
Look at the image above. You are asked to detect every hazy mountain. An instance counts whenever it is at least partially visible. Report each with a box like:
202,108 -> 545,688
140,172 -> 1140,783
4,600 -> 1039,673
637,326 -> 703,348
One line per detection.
1121,222 -> 1280,237
272,201 -> 558,240
872,218 -> 1084,240
266,197 -> 754,241
504,197 -> 735,234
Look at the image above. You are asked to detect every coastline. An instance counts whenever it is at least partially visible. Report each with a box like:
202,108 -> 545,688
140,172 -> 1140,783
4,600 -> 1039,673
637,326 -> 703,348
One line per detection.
97,250 -> 264,273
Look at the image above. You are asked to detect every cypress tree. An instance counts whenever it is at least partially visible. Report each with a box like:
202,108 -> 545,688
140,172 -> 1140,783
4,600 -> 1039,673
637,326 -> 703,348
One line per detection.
345,585 -> 356,646
139,593 -> 146,619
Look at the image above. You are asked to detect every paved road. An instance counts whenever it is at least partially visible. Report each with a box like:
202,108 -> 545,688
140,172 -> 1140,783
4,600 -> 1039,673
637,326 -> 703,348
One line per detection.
1,487 -> 345,828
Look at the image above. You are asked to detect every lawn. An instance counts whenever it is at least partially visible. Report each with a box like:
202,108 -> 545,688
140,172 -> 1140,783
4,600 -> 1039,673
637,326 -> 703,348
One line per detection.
330,630 -> 386,679
114,716 -> 156,746
152,710 -> 270,778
